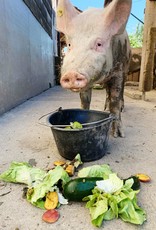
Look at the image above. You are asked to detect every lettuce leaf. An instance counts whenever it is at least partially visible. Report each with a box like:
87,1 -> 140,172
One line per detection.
118,197 -> 146,225
27,166 -> 70,205
96,174 -> 123,194
83,175 -> 146,227
73,153 -> 83,168
0,162 -> 70,209
0,162 -> 46,186
78,164 -> 113,179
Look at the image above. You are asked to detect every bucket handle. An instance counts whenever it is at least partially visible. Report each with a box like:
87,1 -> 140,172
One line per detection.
38,108 -> 115,128
38,107 -> 63,127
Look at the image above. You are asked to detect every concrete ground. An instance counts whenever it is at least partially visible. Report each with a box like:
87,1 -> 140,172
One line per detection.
0,86 -> 156,230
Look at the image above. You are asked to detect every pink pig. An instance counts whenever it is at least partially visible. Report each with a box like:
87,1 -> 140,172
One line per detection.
56,0 -> 132,137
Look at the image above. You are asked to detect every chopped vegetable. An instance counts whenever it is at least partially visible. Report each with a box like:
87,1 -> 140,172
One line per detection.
44,191 -> 59,210
0,161 -> 148,227
96,174 -> 123,194
123,176 -> 140,190
53,154 -> 83,177
72,154 -> 83,168
78,164 -> 113,179
42,209 -> 59,223
53,161 -> 66,166
65,165 -> 75,176
0,162 -> 46,186
63,177 -> 103,201
70,121 -> 83,129
83,174 -> 146,227
26,166 -> 70,207
64,126 -> 72,129
136,173 -> 151,183
57,191 -> 68,205
65,121 -> 83,129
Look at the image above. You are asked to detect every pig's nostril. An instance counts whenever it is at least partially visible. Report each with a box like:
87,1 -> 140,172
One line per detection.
77,78 -> 82,81
64,78 -> 70,83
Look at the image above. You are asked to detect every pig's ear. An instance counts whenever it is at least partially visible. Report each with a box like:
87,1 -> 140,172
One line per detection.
56,0 -> 80,34
104,0 -> 113,8
104,0 -> 132,35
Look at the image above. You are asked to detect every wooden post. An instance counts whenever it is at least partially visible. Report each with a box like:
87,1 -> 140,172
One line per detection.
139,0 -> 156,93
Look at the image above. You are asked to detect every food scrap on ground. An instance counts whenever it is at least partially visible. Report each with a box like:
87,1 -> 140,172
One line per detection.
53,153 -> 83,176
136,173 -> 151,183
44,191 -> 59,210
42,209 -> 60,223
0,155 -> 150,227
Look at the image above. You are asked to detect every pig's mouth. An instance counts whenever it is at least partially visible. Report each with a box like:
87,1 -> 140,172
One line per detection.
60,71 -> 88,92
71,88 -> 82,92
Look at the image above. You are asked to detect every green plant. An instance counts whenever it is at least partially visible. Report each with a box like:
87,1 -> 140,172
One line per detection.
129,24 -> 144,48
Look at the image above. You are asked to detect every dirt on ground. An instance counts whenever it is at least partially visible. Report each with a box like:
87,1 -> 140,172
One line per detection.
0,86 -> 156,230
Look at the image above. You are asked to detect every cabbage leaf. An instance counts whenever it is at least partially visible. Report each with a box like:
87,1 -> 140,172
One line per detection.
0,162 -> 70,209
26,166 -> 70,205
78,164 -> 113,179
0,162 -> 46,186
83,175 -> 146,227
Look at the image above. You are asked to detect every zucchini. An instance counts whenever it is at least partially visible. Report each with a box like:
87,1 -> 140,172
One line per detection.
123,176 -> 140,190
63,176 -> 140,202
63,177 -> 103,201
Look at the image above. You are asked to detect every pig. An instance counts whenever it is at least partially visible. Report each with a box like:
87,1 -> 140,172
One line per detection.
56,0 -> 132,137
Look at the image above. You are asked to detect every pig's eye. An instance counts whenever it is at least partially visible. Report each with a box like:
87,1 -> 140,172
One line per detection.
68,43 -> 71,48
94,39 -> 103,52
67,43 -> 72,51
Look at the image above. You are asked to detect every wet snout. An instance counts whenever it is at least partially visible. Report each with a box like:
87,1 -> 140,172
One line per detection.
60,71 -> 88,92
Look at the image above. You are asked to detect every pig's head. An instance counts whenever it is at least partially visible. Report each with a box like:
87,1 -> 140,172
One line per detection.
56,0 -> 132,92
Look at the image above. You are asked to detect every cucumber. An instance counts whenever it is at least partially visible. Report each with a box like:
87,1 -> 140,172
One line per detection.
63,177 -> 103,201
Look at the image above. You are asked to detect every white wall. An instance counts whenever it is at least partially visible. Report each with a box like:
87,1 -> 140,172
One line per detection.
0,0 -> 55,115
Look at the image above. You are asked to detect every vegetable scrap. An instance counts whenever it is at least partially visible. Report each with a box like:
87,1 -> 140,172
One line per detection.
64,121 -> 83,129
65,164 -> 75,176
53,153 -> 83,176
83,174 -> 146,227
123,176 -> 140,190
0,157 -> 150,227
53,161 -> 66,166
63,177 -> 103,201
136,173 -> 151,183
0,154 -> 82,224
78,164 -> 113,179
44,191 -> 59,210
42,209 -> 59,223
0,162 -> 46,186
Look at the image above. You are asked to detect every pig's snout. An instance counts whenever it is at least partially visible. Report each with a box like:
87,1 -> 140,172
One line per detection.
60,71 -> 88,92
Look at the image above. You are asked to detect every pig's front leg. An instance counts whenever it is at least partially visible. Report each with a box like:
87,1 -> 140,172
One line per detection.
105,82 -> 124,112
105,75 -> 125,138
80,88 -> 92,109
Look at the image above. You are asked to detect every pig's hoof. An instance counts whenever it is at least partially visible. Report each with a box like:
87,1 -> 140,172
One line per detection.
112,122 -> 125,138
113,130 -> 125,138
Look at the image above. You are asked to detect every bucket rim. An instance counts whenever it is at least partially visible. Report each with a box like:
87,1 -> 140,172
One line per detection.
46,108 -> 114,130
50,119 -> 112,131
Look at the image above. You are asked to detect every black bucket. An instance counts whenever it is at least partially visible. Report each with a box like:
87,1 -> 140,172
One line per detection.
46,108 -> 113,162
